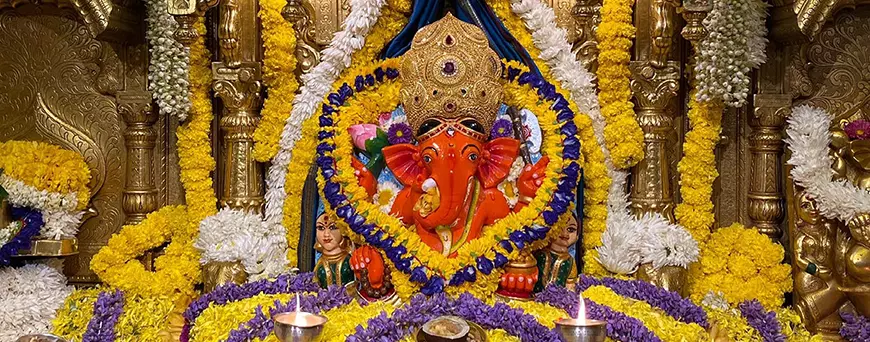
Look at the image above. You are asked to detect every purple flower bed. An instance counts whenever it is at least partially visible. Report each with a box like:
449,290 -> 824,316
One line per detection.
0,207 -> 44,266
841,312 -> 870,342
738,300 -> 785,342
180,272 -> 319,342
577,275 -> 709,328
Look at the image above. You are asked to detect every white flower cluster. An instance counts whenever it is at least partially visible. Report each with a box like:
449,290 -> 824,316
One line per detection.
598,213 -> 700,273
785,106 -> 870,222
0,262 -> 73,341
511,0 -> 700,273
145,0 -> 192,120
195,208 -> 289,280
695,0 -> 768,107
265,0 -> 386,225
374,182 -> 401,213
0,221 -> 22,247
701,291 -> 731,311
0,175 -> 84,239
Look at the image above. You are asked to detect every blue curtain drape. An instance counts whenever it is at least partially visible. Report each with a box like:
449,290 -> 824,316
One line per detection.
380,0 -> 540,75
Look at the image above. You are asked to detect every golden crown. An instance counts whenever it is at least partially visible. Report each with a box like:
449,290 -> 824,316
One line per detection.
400,14 -> 503,139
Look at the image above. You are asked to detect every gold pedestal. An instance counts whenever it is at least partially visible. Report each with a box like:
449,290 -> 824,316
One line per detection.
202,261 -> 248,293
636,263 -> 688,297
16,238 -> 79,257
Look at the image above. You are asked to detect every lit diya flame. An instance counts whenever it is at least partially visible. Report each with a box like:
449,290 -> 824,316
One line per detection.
576,292 -> 587,324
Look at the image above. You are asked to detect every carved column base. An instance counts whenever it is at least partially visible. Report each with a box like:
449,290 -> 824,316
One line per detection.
202,261 -> 248,293
749,93 -> 790,240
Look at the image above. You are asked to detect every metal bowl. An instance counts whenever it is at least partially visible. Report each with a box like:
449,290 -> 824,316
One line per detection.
272,312 -> 328,342
554,318 -> 606,342
415,318 -> 488,342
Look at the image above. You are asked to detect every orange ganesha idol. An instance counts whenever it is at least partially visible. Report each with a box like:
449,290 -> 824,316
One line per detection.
347,14 -> 548,298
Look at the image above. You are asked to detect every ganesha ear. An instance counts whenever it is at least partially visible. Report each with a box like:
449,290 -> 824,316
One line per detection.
478,137 -> 520,188
383,144 -> 426,187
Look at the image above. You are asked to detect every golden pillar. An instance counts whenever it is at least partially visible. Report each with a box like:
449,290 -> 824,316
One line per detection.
628,0 -> 681,220
571,0 -> 601,72
628,61 -> 680,220
117,91 -> 159,225
749,94 -> 790,239
282,0 -> 322,74
213,0 -> 264,212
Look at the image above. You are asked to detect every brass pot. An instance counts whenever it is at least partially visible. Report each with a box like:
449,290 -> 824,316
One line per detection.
636,263 -> 688,297
202,261 -> 248,293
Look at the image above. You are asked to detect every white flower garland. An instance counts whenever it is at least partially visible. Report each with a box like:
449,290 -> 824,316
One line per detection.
511,0 -> 698,273
0,262 -> 73,341
635,213 -> 700,269
695,0 -> 768,107
264,0 -> 386,226
194,208 -> 289,280
785,105 -> 870,222
0,175 -> 83,239
145,0 -> 192,120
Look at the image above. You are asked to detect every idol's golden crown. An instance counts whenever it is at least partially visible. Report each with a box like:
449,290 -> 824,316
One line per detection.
400,14 -> 503,138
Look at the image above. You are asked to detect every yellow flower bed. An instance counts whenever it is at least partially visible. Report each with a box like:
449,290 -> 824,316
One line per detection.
0,140 -> 91,210
583,285 -> 709,341
689,223 -> 792,309
53,288 -> 176,342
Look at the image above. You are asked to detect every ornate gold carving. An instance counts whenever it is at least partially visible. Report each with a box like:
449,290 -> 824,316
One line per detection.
791,0 -> 870,40
629,61 -> 680,220
0,199 -> 10,230
118,91 -> 159,225
283,0 -> 322,74
0,8 -> 125,282
174,14 -> 200,47
570,0 -> 601,73
636,263 -> 688,296
219,0 -> 241,66
0,0 -> 112,38
213,62 -> 264,211
202,261 -> 248,293
788,187 -> 847,338
749,94 -> 790,239
650,0 -> 680,67
400,14 -> 503,137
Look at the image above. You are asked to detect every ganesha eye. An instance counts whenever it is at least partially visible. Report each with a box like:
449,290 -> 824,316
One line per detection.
423,155 -> 432,163
468,153 -> 478,161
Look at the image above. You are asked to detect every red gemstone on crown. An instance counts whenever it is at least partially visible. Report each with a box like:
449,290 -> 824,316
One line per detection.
445,35 -> 454,45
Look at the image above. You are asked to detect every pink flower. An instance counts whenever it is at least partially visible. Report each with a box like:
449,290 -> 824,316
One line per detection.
348,124 -> 378,151
378,112 -> 393,126
846,120 -> 870,140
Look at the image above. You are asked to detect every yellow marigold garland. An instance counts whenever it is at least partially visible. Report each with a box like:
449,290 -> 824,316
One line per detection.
177,18 -> 218,222
190,293 -> 294,342
675,93 -> 723,243
254,0 -> 299,162
0,140 -> 91,209
583,285 -> 709,341
595,0 -> 644,168
688,223 -> 792,309
90,19 -> 213,298
705,306 -> 760,341
282,7 -> 408,264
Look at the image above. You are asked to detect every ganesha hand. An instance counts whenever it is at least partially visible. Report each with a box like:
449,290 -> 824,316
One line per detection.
351,245 -> 386,290
496,271 -> 538,298
517,156 -> 549,202
351,158 -> 377,198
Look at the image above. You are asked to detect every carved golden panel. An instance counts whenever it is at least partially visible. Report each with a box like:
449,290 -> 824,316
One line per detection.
0,6 -> 126,283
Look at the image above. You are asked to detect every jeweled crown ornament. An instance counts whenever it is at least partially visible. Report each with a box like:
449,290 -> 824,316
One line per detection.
400,13 -> 503,140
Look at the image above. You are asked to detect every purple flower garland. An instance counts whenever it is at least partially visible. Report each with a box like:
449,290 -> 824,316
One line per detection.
738,300 -> 785,342
225,285 -> 353,342
82,290 -> 125,342
346,292 -> 562,341
535,285 -> 661,342
841,312 -> 870,342
0,207 -> 44,266
180,272 -> 319,342
316,63 -> 582,294
577,275 -> 709,328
